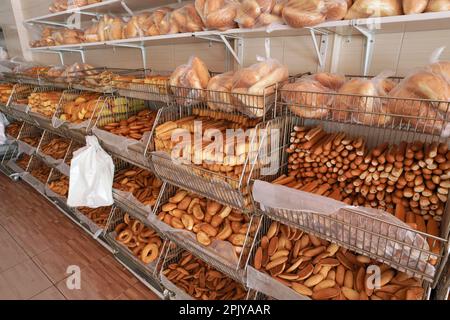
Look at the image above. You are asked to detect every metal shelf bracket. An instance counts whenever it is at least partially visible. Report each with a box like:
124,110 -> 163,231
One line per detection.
307,27 -> 329,71
111,43 -> 147,69
352,24 -> 375,76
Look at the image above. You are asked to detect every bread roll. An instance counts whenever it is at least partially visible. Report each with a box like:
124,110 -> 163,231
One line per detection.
146,7 -> 172,36
282,80 -> 331,119
428,61 -> 450,82
402,0 -> 428,14
84,23 -> 99,42
426,0 -> 450,12
345,0 -> 402,19
195,0 -> 238,30
282,0 -> 347,28
207,71 -> 235,112
235,0 -> 276,28
333,78 -> 392,125
171,4 -> 204,32
313,72 -> 345,90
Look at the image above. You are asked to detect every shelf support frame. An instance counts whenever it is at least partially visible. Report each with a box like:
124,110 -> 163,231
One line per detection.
352,23 -> 375,76
195,34 -> 243,66
307,27 -> 329,71
110,43 -> 147,70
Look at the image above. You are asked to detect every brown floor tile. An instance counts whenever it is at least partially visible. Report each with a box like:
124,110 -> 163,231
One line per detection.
115,283 -> 160,300
0,259 -> 53,300
0,226 -> 29,272
30,286 -> 66,300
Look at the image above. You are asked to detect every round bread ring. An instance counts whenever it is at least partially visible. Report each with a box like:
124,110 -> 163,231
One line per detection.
140,228 -> 155,238
127,236 -> 139,248
117,229 -> 133,244
124,213 -> 132,225
141,243 -> 159,264
131,220 -> 144,234
132,243 -> 145,256
148,237 -> 162,248
114,223 -> 127,234
137,234 -> 150,243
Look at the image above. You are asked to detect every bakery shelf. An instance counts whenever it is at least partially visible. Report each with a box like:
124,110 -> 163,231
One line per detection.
149,182 -> 260,284
16,122 -> 44,155
5,84 -> 35,123
252,114 -> 449,285
22,154 -> 52,194
35,130 -> 72,169
24,0 -> 183,26
104,206 -> 168,281
160,243 -> 251,300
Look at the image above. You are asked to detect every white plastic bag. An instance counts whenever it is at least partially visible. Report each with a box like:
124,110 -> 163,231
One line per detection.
0,113 -> 10,145
67,135 -> 114,208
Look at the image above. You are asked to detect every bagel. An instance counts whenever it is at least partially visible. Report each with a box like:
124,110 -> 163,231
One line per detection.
114,222 -> 127,234
124,213 -> 131,225
117,229 -> 133,244
131,220 -> 144,234
141,243 -> 159,264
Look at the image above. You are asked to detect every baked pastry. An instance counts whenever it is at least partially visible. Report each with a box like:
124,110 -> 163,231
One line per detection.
313,72 -> 346,90
282,0 -> 348,28
345,0 -> 402,19
206,71 -> 235,112
124,13 -> 152,39
170,4 -> 204,32
426,0 -> 450,12
146,7 -> 172,35
195,0 -> 239,30
402,0 -> 428,14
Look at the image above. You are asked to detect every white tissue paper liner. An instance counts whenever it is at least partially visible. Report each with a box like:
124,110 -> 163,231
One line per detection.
112,188 -> 153,215
44,184 -> 67,201
55,162 -> 70,176
253,180 -> 436,277
147,213 -> 240,266
17,140 -> 36,155
37,151 -> 64,166
246,266 -> 310,300
92,127 -> 149,157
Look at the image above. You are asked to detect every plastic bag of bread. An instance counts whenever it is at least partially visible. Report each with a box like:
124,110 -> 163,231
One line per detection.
234,0 -> 285,28
84,22 -> 99,42
333,72 -> 394,125
62,28 -> 84,45
426,0 -> 450,12
282,0 -> 348,28
403,0 -> 428,14
252,180 -> 436,278
281,73 -> 344,119
169,56 -> 211,106
97,15 -> 124,41
345,0 -> 402,19
147,7 -> 173,36
231,58 -> 288,118
155,9 -> 180,35
195,0 -> 239,31
387,47 -> 450,136
49,0 -> 68,12
170,4 -> 204,33
206,71 -> 236,112
123,12 -> 152,39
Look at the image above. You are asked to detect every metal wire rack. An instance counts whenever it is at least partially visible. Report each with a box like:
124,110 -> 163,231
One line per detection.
113,70 -> 171,104
104,206 -> 168,280
160,242 -> 250,300
252,115 -> 449,285
5,83 -> 35,122
92,95 -> 156,167
0,82 -> 14,113
45,167 -> 69,202
2,67 -> 49,86
22,154 -> 52,194
278,75 -> 450,139
26,86 -> 64,131
151,182 -> 261,284
111,156 -> 159,220
52,89 -> 106,142
16,121 -> 44,152
35,130 -> 72,167
71,206 -> 113,239
146,102 -> 283,211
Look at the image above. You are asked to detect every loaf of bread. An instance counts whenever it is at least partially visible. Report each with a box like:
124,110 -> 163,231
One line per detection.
206,71 -> 235,112
231,58 -> 289,117
403,0 -> 428,14
170,3 -> 205,32
146,7 -> 173,35
195,0 -> 239,30
28,91 -> 63,118
123,13 -> 152,39
234,0 -> 285,28
59,93 -> 101,123
345,0 -> 402,19
282,0 -> 348,28
426,0 -> 450,12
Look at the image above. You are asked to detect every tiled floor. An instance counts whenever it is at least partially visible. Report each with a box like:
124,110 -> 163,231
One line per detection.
0,172 -> 159,300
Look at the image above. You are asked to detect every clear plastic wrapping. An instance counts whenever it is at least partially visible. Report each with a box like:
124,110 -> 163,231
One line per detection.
230,58 -> 288,117
170,4 -> 205,33
195,0 -> 239,30
206,71 -> 236,112
402,0 -> 428,14
282,0 -> 348,28
344,0 -> 403,19
426,0 -> 450,12
253,180 -> 436,278
234,0 -> 285,28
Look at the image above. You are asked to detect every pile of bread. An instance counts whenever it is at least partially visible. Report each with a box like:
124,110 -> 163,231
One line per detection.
48,175 -> 70,197
253,219 -> 425,300
28,91 -> 63,118
113,166 -> 163,207
30,160 -> 52,183
77,206 -> 111,228
40,137 -> 71,160
5,121 -> 22,138
33,0 -> 449,48
59,92 -> 102,123
282,58 -> 450,136
48,0 -> 102,13
101,109 -> 157,141
157,188 -> 254,256
162,250 -> 248,300
0,83 -> 13,104
114,212 -> 163,264
17,154 -> 32,170
20,135 -> 41,148
169,56 -> 289,118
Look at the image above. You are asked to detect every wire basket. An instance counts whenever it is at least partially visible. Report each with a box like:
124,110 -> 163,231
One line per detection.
113,70 -> 171,104
5,83 -> 35,122
22,154 -> 52,194
52,89 -> 106,142
3,66 -> 49,86
252,115 -> 449,285
246,215 -> 431,300
36,130 -> 72,167
45,167 -> 69,203
16,122 -> 44,154
26,86 -> 64,131
92,95 -> 156,167
104,206 -> 168,280
146,102 -> 282,211
160,242 -> 250,300
151,182 -> 261,284
72,206 -> 113,238
0,82 -> 14,113
278,75 -> 450,139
